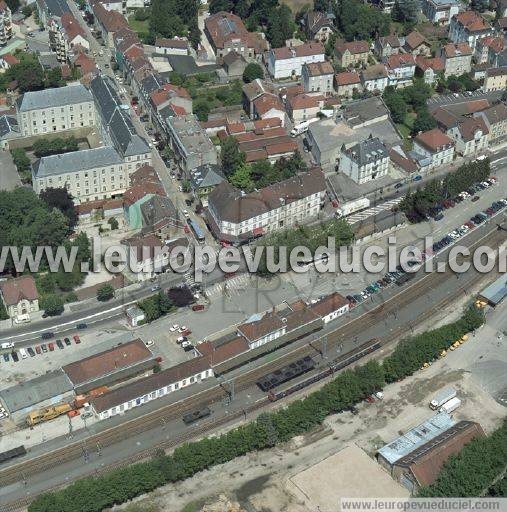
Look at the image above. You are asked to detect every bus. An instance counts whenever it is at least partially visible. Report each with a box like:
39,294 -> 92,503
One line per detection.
187,219 -> 205,244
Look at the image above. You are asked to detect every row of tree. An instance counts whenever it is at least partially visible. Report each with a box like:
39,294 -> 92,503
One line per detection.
27,305 -> 485,512
33,137 -> 79,158
400,159 -> 491,222
256,217 -> 354,275
419,420 -> 507,497
435,73 -> 481,94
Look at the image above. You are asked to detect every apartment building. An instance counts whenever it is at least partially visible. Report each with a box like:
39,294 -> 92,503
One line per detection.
0,1 -> 12,46
339,136 -> 389,184
483,66 -> 507,91
37,0 -> 71,27
302,10 -> 335,43
16,84 -> 96,137
449,11 -> 494,49
415,56 -> 445,84
207,168 -> 326,242
386,53 -> 416,87
413,128 -> 455,168
32,146 -> 130,202
204,11 -> 266,60
49,12 -> 89,62
361,64 -> 389,92
403,31 -> 431,56
421,0 -> 459,26
0,276 -> 39,321
154,38 -> 189,56
475,37 -> 504,65
474,103 -> 507,145
374,35 -> 401,59
165,114 -> 218,174
334,39 -> 370,68
286,94 -> 325,123
448,117 -> 489,156
302,61 -> 334,95
440,42 -> 473,77
267,42 -> 325,79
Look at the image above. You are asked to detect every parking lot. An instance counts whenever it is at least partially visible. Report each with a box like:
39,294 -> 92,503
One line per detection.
427,89 -> 504,110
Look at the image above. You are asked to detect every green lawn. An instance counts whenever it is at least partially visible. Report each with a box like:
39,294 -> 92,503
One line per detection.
128,16 -> 149,34
396,121 -> 413,152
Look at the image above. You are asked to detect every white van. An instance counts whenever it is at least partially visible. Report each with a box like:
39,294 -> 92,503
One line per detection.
14,313 -> 30,324
0,342 -> 14,350
19,348 -> 28,359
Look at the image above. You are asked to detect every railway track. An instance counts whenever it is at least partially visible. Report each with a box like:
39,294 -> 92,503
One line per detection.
0,227 -> 504,509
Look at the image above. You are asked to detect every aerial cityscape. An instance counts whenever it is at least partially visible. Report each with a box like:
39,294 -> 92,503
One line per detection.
0,0 -> 505,510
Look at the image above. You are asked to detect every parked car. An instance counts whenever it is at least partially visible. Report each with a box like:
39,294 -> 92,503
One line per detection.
73,335 -> 81,344
48,343 -> 55,351
27,347 -> 36,357
471,196 -> 480,202
3,353 -> 9,362
170,324 -> 179,332
64,337 -> 71,346
41,332 -> 54,340
56,340 -> 64,349
35,346 -> 41,355
11,351 -> 19,362
76,323 -> 87,329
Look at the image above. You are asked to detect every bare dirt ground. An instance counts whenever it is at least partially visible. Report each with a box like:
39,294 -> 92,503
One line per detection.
113,289 -> 507,512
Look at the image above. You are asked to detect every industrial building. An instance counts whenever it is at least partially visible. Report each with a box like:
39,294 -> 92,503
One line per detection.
478,275 -> 507,307
390,421 -> 485,493
62,339 -> 156,394
0,369 -> 73,416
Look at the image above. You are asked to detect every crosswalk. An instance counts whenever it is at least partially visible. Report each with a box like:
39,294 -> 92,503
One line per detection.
346,198 -> 403,225
184,272 -> 196,288
204,273 -> 251,298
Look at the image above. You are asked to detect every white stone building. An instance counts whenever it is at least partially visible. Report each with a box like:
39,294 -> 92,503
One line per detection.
267,42 -> 325,79
16,85 -> 96,137
0,276 -> 39,321
339,136 -> 389,184
413,128 -> 455,169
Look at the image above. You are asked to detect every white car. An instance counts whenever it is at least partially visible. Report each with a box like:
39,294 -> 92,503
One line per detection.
144,340 -> 155,347
182,210 -> 190,218
181,340 -> 191,348
169,324 -> 179,332
178,325 -> 188,333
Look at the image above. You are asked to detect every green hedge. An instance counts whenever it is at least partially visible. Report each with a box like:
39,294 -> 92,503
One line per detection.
28,306 -> 485,512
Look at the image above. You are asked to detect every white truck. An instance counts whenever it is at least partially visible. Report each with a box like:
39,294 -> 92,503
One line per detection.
290,118 -> 319,137
335,197 -> 370,218
429,387 -> 456,410
1,342 -> 14,350
439,396 -> 461,414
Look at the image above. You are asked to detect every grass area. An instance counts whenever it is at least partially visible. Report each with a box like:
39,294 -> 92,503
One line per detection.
128,15 -> 149,34
396,122 -> 413,152
280,0 -> 311,13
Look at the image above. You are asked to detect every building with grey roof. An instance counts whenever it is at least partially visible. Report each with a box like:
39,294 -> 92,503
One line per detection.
0,114 -> 20,149
140,195 -> 182,239
189,163 -> 226,206
165,114 -> 218,174
478,275 -> 507,306
90,74 -> 150,158
377,413 -> 456,470
0,369 -> 73,415
32,147 -> 131,203
16,84 -> 96,137
339,135 -> 389,184
36,0 -> 71,25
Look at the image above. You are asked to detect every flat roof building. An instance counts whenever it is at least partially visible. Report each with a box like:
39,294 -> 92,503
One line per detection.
62,339 -> 156,393
478,275 -> 507,306
0,369 -> 73,415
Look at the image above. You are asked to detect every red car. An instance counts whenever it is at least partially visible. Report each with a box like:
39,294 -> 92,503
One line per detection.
331,199 -> 338,208
220,240 -> 231,247
192,304 -> 205,311
182,328 -> 192,336
183,225 -> 190,234
48,342 -> 55,351
35,345 -> 41,354
73,335 -> 81,344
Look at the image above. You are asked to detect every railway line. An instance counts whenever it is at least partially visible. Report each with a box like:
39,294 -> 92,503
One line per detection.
0,226 -> 505,510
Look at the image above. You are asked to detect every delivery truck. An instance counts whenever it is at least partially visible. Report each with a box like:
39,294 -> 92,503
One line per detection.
439,396 -> 461,414
429,387 -> 456,410
335,197 -> 370,218
290,118 -> 319,137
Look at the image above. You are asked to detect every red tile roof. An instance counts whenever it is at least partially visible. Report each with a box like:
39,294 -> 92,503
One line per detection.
73,52 -> 97,75
310,292 -> 349,318
453,11 -> 491,32
415,128 -> 454,152
288,93 -> 325,110
237,311 -> 284,342
443,42 -> 473,58
93,1 -> 128,33
405,30 -> 428,50
335,71 -> 361,86
253,93 -> 285,116
304,61 -> 334,76
272,42 -> 325,60
0,276 -> 38,306
458,117 -> 489,142
61,12 -> 86,41
415,56 -> 445,72
197,337 -> 249,366
335,39 -> 369,56
387,53 -> 416,69
1,53 -> 18,66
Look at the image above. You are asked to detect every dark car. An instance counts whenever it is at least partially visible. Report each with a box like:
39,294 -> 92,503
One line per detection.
471,196 -> 480,202
56,339 -> 64,349
3,353 -> 9,362
76,323 -> 87,330
434,213 -> 444,221
64,337 -> 71,346
41,332 -> 54,340
11,351 -> 19,362
27,347 -> 36,357
394,183 -> 403,189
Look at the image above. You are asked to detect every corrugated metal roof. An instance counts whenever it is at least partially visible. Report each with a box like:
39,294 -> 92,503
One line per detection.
377,413 -> 456,465
479,275 -> 507,306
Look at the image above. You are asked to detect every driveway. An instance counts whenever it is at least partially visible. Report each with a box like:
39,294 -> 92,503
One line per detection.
0,150 -> 21,191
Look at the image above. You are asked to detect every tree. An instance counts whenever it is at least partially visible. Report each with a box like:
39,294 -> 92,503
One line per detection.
22,4 -> 33,17
108,217 -> 119,230
392,0 -> 419,23
229,162 -> 254,191
411,108 -> 437,135
188,19 -> 201,50
5,0 -> 19,13
40,294 -> 64,316
221,136 -> 245,176
14,60 -> 45,92
39,187 -> 77,229
209,0 -> 233,14
242,62 -> 264,83
193,99 -> 211,121
97,284 -> 115,302
266,4 -> 295,48
470,0 -> 488,12
45,67 -> 64,88
181,180 -> 191,193
382,88 -> 408,124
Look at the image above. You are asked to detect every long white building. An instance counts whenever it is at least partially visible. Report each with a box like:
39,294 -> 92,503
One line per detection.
267,42 -> 325,79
